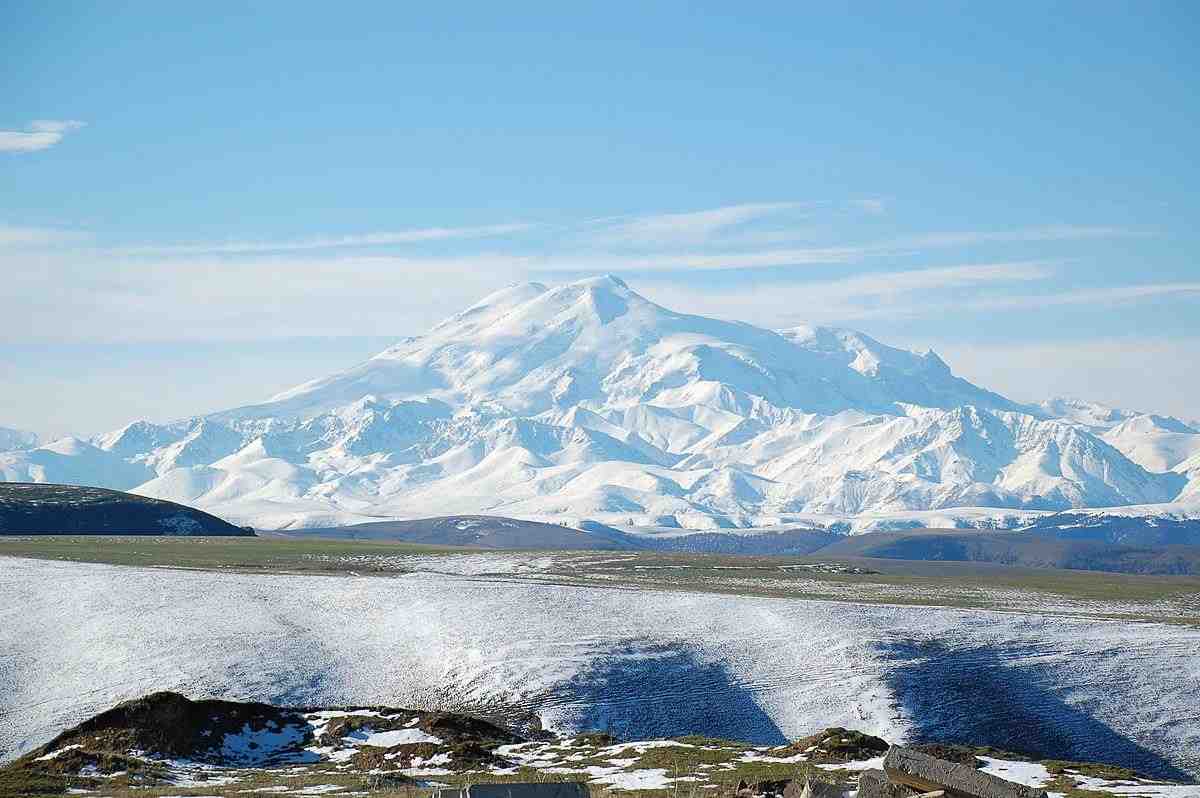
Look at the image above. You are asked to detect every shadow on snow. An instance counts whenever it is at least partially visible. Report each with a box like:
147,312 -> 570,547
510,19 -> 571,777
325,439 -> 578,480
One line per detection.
878,639 -> 1191,782
555,642 -> 787,745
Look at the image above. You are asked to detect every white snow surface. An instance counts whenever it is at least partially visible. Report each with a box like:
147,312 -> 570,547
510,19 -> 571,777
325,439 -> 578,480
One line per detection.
1,557 -> 1197,780
0,426 -> 38,452
977,757 -> 1055,788
1067,776 -> 1200,797
342,727 -> 441,747
1102,415 -> 1200,473
1,277 -> 1195,529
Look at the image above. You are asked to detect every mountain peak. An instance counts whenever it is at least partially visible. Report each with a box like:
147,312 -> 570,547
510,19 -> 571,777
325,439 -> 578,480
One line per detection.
571,274 -> 629,290
0,425 -> 38,451
37,276 -> 1189,530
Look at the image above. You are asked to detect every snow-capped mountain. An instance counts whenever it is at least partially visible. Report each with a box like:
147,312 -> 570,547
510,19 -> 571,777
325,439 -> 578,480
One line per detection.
2,276 -> 1195,530
1101,414 -> 1200,471
0,426 -> 38,452
0,437 -> 152,490
1033,397 -> 1141,431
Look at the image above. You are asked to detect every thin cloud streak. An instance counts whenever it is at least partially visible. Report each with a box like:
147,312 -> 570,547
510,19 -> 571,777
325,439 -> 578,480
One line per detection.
548,224 -> 1146,272
801,277 -> 1200,323
638,262 -> 1054,325
539,246 -> 876,271
772,277 -> 1200,324
5,242 -> 1196,345
0,251 -> 530,343
929,337 -> 1200,420
0,120 -> 85,153
590,202 -> 803,245
114,223 -> 536,256
0,225 -> 88,248
9,201 -> 1144,271
961,281 -> 1200,311
893,225 -> 1146,248
849,198 -> 887,215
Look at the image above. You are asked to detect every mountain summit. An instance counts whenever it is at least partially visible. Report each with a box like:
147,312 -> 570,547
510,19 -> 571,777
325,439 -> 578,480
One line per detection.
228,275 -> 1021,422
1,277 -> 1193,530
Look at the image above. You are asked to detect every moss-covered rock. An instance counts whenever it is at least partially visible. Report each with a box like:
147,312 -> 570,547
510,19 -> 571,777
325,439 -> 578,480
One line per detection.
778,727 -> 890,764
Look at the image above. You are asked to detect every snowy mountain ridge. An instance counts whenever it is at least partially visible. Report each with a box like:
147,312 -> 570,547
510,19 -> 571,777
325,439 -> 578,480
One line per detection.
1,275 -> 1196,531
0,426 -> 38,452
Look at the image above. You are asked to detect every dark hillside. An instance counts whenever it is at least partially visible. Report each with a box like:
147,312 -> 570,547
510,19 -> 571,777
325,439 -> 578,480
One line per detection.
286,514 -> 639,549
816,528 -> 1200,574
0,483 -> 251,536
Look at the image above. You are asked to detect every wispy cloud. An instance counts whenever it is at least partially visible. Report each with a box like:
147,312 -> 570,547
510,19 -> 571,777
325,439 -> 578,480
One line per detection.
848,198 -> 887,215
553,222 -> 1144,272
10,201 -> 1143,271
111,220 -> 1144,265
765,262 -> 1054,322
960,281 -> 1200,311
927,337 -> 1200,420
0,120 -> 85,153
113,223 -> 534,256
781,272 -> 1200,323
638,262 -> 1054,324
803,262 -> 1052,301
0,225 -> 88,248
0,250 -> 532,343
712,274 -> 1199,326
538,246 -> 876,271
591,202 -> 802,246
892,225 -> 1144,249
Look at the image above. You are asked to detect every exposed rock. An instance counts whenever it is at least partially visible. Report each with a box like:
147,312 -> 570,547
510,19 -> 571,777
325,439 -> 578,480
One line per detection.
464,784 -> 591,798
857,769 -> 920,798
2,692 -> 1190,797
909,744 -> 986,768
785,775 -> 850,798
884,746 -> 1047,798
776,727 -> 890,764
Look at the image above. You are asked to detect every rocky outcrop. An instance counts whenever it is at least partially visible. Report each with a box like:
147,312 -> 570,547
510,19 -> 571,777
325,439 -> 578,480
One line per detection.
882,746 -> 1046,798
1,694 -> 1191,797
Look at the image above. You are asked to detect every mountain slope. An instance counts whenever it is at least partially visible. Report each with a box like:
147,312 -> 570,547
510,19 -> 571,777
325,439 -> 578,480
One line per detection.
0,276 -> 1191,531
816,528 -> 1200,574
0,437 -> 153,490
225,276 -> 1027,422
287,514 -> 640,549
1101,414 -> 1200,472
0,426 -> 37,452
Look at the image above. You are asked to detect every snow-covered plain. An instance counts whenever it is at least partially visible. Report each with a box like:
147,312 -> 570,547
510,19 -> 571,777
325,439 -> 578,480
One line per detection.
2,276 -> 1197,532
1,557 -> 1197,781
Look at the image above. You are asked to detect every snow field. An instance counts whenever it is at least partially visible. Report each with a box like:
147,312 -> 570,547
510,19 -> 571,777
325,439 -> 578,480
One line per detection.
0,556 -> 1197,779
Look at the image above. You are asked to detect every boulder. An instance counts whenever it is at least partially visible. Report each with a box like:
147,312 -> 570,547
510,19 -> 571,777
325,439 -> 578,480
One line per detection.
858,769 -> 920,798
465,784 -> 590,798
883,746 -> 1047,798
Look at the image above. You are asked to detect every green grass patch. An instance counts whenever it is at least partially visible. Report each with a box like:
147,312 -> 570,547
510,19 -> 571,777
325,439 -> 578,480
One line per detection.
0,534 -> 467,574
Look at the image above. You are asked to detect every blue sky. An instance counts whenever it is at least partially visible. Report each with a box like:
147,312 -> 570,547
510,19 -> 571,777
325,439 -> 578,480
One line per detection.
2,2 -> 1198,438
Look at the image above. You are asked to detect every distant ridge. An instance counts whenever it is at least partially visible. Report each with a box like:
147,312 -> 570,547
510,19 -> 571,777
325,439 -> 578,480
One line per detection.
285,514 -> 636,550
817,527 -> 1200,575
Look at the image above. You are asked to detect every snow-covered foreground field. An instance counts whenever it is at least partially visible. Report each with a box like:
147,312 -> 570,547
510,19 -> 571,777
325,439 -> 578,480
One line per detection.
1,557 -> 1198,782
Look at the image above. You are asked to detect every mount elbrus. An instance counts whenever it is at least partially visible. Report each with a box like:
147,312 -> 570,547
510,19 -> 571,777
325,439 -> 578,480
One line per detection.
1,276 -> 1197,532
